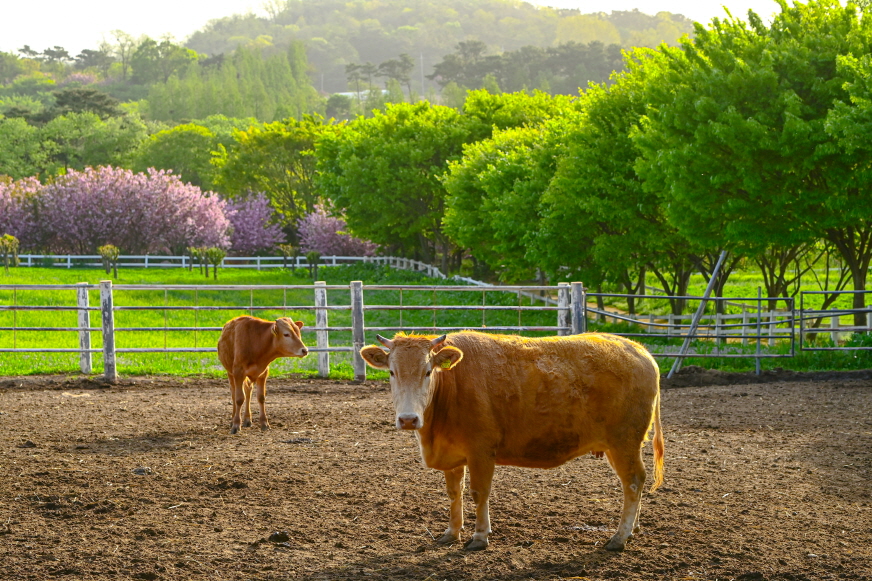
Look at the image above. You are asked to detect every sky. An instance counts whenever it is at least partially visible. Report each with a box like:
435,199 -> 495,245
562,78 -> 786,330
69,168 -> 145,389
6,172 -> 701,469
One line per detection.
1,0 -> 784,56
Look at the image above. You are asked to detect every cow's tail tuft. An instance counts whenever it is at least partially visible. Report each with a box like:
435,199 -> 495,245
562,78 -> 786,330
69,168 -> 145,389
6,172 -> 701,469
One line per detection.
649,388 -> 665,493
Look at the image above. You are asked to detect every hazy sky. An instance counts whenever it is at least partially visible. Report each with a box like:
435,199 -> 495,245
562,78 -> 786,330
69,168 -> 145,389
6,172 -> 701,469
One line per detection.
1,0 -> 783,56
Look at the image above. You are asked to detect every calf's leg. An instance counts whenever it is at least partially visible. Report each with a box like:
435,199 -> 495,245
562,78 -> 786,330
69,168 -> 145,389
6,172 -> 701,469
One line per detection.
241,378 -> 254,428
464,458 -> 495,551
603,448 -> 646,551
229,372 -> 247,434
254,368 -> 271,430
437,466 -> 465,544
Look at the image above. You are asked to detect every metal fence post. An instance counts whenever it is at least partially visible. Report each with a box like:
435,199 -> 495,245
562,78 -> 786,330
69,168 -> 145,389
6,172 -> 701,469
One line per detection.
314,281 -> 330,378
351,281 -> 366,382
77,283 -> 92,374
100,280 -> 117,384
557,283 -> 570,336
570,282 -> 586,335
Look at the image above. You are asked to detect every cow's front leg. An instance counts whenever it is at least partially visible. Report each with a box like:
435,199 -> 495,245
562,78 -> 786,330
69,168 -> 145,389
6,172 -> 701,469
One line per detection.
254,368 -> 271,430
603,449 -> 646,551
436,466 -> 465,544
464,458 -> 495,551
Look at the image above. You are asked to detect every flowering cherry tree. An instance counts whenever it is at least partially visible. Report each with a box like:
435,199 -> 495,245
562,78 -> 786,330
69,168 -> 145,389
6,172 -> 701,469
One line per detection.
297,204 -> 378,256
225,193 -> 286,255
39,166 -> 231,254
0,176 -> 41,250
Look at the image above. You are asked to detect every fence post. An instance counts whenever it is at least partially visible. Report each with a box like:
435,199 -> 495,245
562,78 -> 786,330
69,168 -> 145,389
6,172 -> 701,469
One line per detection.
570,282 -> 586,335
351,281 -> 366,382
742,308 -> 750,347
831,313 -> 840,345
77,283 -> 92,374
100,280 -> 117,384
557,283 -> 570,336
314,281 -> 330,378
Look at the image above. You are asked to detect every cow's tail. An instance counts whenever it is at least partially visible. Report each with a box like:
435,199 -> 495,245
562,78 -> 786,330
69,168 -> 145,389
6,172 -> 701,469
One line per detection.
649,388 -> 665,493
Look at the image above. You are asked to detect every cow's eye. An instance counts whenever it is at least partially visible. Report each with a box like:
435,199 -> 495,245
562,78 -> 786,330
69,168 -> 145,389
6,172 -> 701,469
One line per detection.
389,370 -> 395,376
425,369 -> 432,377
283,333 -> 290,337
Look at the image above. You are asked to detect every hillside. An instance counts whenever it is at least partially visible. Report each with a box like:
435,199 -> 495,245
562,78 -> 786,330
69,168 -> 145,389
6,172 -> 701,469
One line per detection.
185,0 -> 696,93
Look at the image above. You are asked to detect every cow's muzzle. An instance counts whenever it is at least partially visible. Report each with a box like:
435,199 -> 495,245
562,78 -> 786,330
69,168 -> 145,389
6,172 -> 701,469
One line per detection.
396,414 -> 422,430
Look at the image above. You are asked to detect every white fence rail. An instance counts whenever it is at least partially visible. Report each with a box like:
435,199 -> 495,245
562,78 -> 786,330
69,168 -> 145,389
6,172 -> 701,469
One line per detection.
3,283 -> 870,383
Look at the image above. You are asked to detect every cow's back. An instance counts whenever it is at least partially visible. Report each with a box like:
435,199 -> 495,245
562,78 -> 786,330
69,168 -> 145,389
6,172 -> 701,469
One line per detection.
422,331 -> 659,469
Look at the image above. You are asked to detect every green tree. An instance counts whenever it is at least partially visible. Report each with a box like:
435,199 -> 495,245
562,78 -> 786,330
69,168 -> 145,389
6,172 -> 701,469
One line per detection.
132,123 -> 218,189
317,101 -> 474,268
633,0 -> 872,320
214,114 -> 336,237
0,116 -> 47,178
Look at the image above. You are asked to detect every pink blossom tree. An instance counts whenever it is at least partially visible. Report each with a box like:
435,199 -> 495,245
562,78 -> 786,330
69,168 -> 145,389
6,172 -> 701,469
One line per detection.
39,166 -> 231,254
297,204 -> 378,256
225,193 -> 286,255
0,176 -> 41,251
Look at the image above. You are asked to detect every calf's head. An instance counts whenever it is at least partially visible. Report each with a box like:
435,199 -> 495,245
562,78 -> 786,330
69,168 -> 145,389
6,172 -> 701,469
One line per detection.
272,318 -> 309,357
360,333 -> 463,430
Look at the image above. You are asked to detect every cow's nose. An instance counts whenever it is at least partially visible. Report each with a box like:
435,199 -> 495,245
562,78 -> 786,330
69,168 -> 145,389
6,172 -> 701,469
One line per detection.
300,347 -> 309,356
397,414 -> 420,430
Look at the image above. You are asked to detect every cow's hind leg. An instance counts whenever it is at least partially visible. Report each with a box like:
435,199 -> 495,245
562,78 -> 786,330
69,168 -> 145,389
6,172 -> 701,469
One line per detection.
254,368 -> 271,431
437,466 -> 465,544
464,458 -> 495,551
604,448 -> 646,551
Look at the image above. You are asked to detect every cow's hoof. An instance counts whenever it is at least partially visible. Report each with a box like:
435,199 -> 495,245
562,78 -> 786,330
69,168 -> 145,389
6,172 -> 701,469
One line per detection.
230,426 -> 239,434
260,424 -> 271,431
242,420 -> 252,428
435,533 -> 459,545
604,536 -> 626,551
463,538 -> 489,551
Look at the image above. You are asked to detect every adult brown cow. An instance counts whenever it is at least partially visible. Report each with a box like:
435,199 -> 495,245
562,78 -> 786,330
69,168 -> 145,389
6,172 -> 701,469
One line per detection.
360,330 -> 664,551
217,316 -> 309,434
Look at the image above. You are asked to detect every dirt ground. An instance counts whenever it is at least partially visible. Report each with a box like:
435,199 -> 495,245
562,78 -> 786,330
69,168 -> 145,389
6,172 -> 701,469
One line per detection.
0,368 -> 870,581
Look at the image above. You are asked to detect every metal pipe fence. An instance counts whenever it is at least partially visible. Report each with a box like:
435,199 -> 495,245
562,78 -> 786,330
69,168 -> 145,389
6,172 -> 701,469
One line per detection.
0,283 -> 869,383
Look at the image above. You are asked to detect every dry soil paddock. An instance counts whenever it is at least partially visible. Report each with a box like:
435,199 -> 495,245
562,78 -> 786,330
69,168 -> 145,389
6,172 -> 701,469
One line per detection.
0,369 -> 870,580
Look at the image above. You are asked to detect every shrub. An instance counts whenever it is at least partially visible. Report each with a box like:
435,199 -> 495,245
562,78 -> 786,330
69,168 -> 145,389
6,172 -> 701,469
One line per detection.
297,204 -> 378,256
39,166 -> 231,254
225,193 -> 285,255
0,176 -> 41,250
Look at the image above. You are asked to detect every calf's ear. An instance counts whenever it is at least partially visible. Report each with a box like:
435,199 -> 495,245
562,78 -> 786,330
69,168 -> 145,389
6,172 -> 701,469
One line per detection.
360,345 -> 390,369
431,346 -> 463,370
294,321 -> 304,330
271,323 -> 279,337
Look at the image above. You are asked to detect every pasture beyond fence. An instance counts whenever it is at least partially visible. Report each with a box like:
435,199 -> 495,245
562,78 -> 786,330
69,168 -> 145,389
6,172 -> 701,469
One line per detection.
2,278 -> 871,383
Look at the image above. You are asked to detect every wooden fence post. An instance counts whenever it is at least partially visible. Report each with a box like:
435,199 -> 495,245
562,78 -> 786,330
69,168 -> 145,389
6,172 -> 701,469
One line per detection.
831,313 -> 840,345
100,280 -> 117,384
557,283 -> 570,336
742,308 -> 750,347
77,283 -> 92,374
351,281 -> 366,382
570,282 -> 586,335
314,281 -> 330,378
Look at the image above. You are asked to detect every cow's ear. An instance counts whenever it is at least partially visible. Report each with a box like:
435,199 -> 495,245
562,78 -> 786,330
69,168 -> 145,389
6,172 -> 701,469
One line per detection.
294,321 -> 304,330
360,345 -> 390,370
432,346 -> 463,370
271,323 -> 279,337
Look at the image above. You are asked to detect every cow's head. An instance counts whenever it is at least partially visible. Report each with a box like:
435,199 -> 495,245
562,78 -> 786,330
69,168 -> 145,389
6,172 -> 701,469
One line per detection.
272,318 -> 309,357
360,333 -> 463,430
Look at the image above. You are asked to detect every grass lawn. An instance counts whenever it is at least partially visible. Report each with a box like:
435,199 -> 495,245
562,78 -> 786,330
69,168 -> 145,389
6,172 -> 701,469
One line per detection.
1,263 -> 870,378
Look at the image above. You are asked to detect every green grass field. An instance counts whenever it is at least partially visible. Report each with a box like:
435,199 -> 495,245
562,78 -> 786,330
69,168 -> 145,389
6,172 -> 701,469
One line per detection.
1,263 -> 870,378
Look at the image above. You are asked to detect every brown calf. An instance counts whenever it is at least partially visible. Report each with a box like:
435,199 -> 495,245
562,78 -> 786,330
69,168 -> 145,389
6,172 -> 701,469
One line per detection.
360,330 -> 664,551
217,316 -> 309,434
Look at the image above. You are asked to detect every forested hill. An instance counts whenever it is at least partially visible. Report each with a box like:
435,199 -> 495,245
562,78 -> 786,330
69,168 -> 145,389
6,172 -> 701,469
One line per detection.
186,0 -> 696,93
